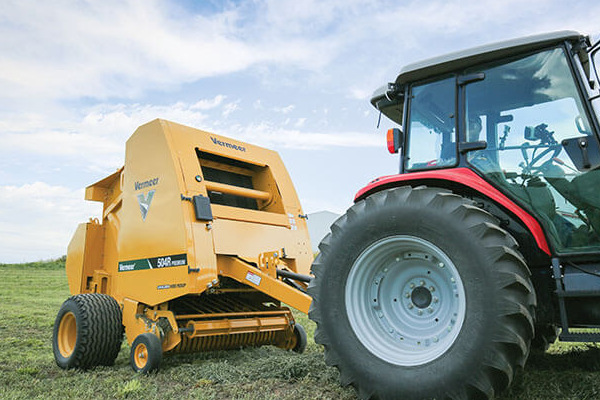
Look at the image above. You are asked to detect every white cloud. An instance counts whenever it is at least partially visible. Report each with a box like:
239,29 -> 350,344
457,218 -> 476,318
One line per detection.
1,95 -> 378,166
227,121 -> 379,149
0,97 -> 229,170
0,0 -> 342,102
222,101 -> 241,117
190,96 -> 226,110
0,182 -> 101,263
274,105 -> 295,114
348,87 -> 373,100
2,0 -> 598,106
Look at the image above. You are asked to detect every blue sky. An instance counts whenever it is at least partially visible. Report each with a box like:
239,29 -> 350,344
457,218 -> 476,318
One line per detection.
1,0 -> 599,262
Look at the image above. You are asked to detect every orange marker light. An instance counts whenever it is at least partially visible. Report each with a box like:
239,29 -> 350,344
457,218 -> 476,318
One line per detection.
387,128 -> 400,154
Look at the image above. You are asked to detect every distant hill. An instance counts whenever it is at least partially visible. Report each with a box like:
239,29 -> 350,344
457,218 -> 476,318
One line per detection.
307,211 -> 340,252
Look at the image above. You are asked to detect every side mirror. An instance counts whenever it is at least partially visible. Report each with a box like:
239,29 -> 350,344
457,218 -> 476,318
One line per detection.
562,136 -> 600,171
386,128 -> 403,154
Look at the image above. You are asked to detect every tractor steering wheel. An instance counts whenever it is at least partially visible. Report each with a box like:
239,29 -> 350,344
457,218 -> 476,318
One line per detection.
520,123 -> 562,174
527,144 -> 563,173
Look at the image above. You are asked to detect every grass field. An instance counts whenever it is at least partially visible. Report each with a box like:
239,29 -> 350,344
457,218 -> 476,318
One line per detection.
2,260 -> 600,399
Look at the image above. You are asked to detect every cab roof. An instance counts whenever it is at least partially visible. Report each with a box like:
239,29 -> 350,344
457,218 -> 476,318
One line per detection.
371,30 -> 588,124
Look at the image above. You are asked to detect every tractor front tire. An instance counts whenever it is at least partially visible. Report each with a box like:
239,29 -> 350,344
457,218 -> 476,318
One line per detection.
53,293 -> 123,369
308,186 -> 535,399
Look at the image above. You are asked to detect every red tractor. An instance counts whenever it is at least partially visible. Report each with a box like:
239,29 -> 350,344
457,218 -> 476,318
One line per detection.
309,30 -> 600,399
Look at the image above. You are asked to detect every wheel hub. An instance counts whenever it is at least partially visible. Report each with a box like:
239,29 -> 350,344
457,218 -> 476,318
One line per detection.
410,286 -> 432,309
346,235 -> 466,366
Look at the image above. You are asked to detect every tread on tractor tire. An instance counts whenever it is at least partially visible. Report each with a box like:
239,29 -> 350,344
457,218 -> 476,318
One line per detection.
308,186 -> 536,400
53,293 -> 123,369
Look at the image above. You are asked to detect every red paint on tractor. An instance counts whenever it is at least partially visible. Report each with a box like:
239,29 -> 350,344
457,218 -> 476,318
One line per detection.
355,168 -> 551,256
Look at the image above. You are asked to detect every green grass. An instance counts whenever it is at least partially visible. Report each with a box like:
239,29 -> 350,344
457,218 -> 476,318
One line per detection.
2,260 -> 600,399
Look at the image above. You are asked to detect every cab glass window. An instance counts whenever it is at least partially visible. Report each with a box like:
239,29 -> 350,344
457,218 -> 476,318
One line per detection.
406,77 -> 456,170
464,47 -> 600,254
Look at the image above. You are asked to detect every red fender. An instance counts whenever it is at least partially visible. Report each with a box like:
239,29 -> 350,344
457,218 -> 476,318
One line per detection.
354,168 -> 551,256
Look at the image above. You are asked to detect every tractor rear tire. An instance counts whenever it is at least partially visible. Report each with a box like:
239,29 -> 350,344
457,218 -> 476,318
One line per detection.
308,186 -> 535,400
53,293 -> 123,369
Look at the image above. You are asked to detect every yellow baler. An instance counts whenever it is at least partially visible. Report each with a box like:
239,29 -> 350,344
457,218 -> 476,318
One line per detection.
53,119 -> 313,372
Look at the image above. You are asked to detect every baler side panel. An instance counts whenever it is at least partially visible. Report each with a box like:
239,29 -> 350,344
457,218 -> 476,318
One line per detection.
114,120 -> 198,306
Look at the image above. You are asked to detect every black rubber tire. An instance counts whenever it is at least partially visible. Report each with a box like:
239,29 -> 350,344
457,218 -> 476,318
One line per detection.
130,333 -> 163,374
292,323 -> 307,353
53,293 -> 123,369
532,323 -> 559,351
308,186 -> 535,400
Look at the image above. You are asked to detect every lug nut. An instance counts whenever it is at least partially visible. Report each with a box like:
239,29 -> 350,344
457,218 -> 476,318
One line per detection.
429,286 -> 435,292
408,303 -> 414,309
410,283 -> 415,289
438,263 -> 444,268
420,280 -> 425,286
433,297 -> 439,303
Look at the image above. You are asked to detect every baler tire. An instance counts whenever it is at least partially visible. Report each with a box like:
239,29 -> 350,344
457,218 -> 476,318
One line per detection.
130,333 -> 162,374
53,293 -> 124,369
308,186 -> 535,400
292,323 -> 307,353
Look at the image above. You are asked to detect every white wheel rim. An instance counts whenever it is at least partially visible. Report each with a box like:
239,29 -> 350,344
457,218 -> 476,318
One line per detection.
345,235 -> 466,366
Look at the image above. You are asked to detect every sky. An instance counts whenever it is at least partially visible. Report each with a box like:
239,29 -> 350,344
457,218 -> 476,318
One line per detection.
1,0 -> 599,263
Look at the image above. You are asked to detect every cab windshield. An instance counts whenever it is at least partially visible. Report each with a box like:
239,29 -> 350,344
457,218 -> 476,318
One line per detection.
464,47 -> 600,254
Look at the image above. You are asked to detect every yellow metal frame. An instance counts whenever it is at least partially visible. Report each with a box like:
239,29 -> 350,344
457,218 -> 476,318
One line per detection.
218,255 -> 312,314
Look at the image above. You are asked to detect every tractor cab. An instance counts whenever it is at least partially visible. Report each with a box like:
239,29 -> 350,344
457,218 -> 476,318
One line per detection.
373,30 -> 600,257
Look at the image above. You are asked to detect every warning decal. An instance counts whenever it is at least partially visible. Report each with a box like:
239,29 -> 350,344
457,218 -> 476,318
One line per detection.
245,271 -> 262,286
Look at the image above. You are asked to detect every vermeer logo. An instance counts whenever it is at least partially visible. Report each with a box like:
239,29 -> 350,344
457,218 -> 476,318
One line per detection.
210,137 -> 246,152
137,190 -> 155,221
134,177 -> 159,191
119,254 -> 188,272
